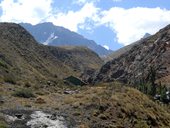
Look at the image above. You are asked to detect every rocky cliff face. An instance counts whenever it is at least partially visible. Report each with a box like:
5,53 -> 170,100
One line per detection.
92,24 -> 170,86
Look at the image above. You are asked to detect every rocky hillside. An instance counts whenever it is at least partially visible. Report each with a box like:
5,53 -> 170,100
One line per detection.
92,24 -> 170,86
104,42 -> 138,62
104,33 -> 151,62
0,23 -> 103,84
20,22 -> 113,56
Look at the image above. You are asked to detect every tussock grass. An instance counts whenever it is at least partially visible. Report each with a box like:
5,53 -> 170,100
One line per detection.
12,88 -> 35,98
61,83 -> 170,128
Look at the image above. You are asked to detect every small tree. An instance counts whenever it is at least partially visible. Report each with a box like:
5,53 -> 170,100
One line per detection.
160,85 -> 167,102
146,66 -> 157,96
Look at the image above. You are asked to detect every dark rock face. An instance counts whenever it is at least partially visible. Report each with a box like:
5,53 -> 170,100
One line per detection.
93,25 -> 170,85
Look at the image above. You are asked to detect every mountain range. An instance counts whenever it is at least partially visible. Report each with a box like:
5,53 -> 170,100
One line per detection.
20,22 -> 113,56
0,23 -> 170,128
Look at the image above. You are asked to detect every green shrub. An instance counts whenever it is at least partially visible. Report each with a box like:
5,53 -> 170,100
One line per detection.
0,121 -> 7,128
0,60 -> 8,69
4,75 -> 16,84
13,89 -> 35,98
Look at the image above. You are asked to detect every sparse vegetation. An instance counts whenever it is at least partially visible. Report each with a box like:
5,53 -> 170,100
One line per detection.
59,83 -> 170,127
0,60 -> 8,69
35,97 -> 46,104
0,122 -> 7,128
0,117 -> 7,128
3,74 -> 16,84
135,66 -> 170,104
13,88 -> 35,98
24,82 -> 31,88
1,79 -> 170,127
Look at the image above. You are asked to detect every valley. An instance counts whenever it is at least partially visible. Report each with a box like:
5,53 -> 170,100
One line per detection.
0,23 -> 170,128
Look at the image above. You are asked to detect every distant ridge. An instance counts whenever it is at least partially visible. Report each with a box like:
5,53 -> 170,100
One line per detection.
20,22 -> 113,56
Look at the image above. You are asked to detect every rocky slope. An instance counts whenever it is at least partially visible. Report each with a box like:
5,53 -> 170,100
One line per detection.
20,22 -> 113,56
92,24 -> 170,86
0,23 -> 103,84
104,33 -> 151,62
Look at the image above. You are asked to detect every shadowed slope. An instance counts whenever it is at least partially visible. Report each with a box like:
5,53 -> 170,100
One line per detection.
0,23 -> 103,84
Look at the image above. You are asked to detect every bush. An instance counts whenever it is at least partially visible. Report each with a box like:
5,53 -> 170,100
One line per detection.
0,121 -> 7,128
0,60 -> 8,69
13,89 -> 35,98
25,82 -> 31,88
4,75 -> 16,84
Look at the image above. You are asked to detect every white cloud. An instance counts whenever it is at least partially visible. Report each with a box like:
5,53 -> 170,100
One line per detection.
1,0 -> 170,46
98,7 -> 170,45
0,0 -> 100,32
48,3 -> 100,32
103,45 -> 109,50
0,0 -> 53,24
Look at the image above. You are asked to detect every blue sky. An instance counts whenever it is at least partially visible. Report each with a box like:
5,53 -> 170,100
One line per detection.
0,0 -> 170,50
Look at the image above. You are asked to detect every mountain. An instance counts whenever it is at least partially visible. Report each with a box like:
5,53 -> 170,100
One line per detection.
0,23 -> 103,84
104,33 -> 152,62
20,22 -> 112,56
92,24 -> 170,85
143,33 -> 151,39
1,23 -> 170,128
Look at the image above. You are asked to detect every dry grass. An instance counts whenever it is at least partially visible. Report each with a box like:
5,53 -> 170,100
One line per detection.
1,82 -> 170,128
58,83 -> 170,128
